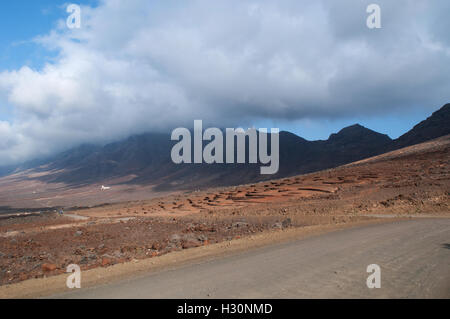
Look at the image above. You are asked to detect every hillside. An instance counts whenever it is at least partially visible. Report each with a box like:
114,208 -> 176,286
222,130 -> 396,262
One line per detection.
394,103 -> 450,148
0,103 -> 448,193
1,127 -> 449,287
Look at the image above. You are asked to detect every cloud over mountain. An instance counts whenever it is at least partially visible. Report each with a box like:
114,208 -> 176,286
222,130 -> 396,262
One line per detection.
0,0 -> 449,165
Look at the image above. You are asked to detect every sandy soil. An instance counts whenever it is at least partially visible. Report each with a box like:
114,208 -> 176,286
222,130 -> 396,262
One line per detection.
0,136 -> 449,291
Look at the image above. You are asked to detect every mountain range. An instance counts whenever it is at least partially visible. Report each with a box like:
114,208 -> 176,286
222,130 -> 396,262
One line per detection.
3,103 -> 449,191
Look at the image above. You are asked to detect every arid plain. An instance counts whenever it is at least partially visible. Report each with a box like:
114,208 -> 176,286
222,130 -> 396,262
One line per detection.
0,134 -> 448,295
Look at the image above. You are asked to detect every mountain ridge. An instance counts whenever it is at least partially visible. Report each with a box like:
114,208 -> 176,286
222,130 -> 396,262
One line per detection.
2,103 -> 448,190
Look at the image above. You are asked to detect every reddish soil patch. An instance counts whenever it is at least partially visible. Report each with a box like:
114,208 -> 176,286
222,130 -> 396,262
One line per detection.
0,136 -> 449,285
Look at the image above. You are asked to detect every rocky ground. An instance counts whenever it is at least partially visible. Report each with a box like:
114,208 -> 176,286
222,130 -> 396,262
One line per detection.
0,136 -> 449,286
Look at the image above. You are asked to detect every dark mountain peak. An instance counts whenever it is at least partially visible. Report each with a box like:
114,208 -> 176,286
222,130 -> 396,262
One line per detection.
395,103 -> 450,148
332,124 -> 367,136
424,103 -> 450,122
279,131 -> 308,143
429,103 -> 450,121
328,124 -> 391,143
435,103 -> 450,113
337,123 -> 365,133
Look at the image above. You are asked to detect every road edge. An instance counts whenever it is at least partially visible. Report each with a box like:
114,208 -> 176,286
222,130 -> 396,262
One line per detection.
1,217 -> 409,299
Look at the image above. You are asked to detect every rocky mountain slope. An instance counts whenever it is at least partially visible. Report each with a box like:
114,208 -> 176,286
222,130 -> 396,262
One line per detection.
2,103 -> 449,190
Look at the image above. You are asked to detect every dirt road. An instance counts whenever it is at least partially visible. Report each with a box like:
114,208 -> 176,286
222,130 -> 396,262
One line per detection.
54,218 -> 450,299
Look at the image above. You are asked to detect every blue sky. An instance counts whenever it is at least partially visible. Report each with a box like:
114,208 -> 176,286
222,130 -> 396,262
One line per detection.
0,0 -> 97,122
0,1 -> 96,70
0,0 -> 448,165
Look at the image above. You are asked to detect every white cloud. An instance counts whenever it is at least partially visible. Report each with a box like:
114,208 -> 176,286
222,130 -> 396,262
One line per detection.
0,0 -> 449,165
